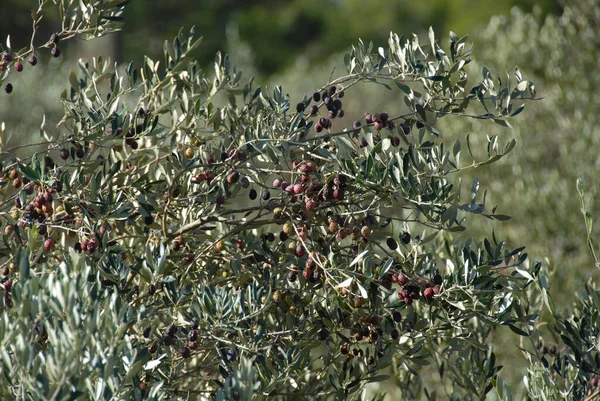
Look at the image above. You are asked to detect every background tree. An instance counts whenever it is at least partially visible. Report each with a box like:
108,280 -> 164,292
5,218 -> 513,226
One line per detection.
0,0 -> 560,78
438,0 -> 600,304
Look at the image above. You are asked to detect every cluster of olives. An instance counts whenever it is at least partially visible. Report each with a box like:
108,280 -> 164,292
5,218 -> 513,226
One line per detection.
142,320 -> 236,370
5,173 -> 62,254
332,310 -> 403,367
292,85 -> 346,134
73,236 -> 100,254
144,323 -> 200,359
1,33 -> 61,94
534,337 -> 559,357
393,272 -> 442,306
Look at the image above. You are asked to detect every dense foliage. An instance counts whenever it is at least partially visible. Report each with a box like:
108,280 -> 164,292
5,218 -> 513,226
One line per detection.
0,1 -> 599,400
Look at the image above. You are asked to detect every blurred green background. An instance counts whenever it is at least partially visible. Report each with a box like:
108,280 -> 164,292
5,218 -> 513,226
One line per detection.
2,0 -> 599,397
0,0 -> 559,80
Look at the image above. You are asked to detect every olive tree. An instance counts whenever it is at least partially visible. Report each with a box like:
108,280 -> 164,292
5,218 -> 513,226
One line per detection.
0,1 -> 582,400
